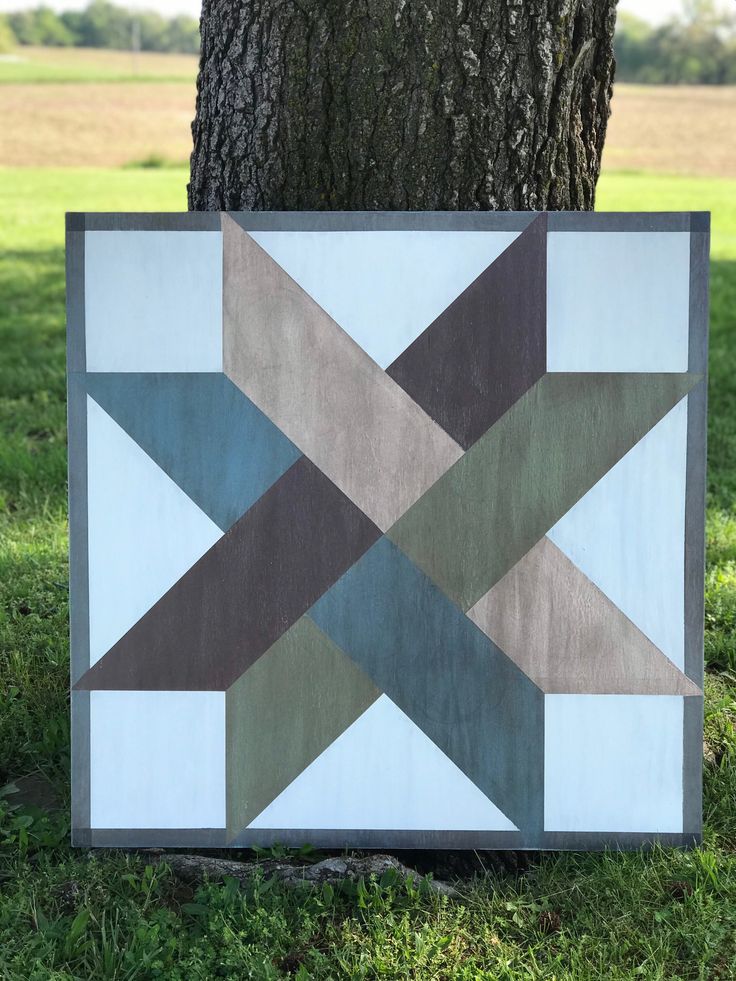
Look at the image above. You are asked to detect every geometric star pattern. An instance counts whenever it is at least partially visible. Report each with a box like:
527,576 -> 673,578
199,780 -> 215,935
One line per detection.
67,210 -> 709,849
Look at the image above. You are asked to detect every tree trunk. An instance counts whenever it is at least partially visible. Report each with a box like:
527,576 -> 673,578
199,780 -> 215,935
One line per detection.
189,0 -> 616,212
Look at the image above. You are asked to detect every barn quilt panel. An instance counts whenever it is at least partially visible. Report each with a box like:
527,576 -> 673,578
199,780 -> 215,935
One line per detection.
67,211 -> 709,849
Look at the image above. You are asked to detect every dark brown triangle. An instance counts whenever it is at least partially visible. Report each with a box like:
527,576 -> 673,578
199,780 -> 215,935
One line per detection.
386,214 -> 547,450
74,457 -> 381,691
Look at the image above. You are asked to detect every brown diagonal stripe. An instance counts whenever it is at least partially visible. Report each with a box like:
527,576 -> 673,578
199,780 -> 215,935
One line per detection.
386,214 -> 547,450
74,457 -> 381,691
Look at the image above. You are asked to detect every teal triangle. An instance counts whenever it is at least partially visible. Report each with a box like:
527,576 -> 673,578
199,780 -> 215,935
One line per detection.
85,373 -> 302,531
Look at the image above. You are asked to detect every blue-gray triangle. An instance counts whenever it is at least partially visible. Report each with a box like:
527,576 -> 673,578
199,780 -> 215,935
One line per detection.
85,373 -> 302,531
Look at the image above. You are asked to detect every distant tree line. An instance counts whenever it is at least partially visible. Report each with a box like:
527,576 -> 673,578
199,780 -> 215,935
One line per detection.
0,0 -> 199,54
615,2 -> 736,84
1,0 -> 736,81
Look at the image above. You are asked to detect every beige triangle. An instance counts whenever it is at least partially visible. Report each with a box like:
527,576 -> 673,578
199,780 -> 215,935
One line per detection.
467,537 -> 700,696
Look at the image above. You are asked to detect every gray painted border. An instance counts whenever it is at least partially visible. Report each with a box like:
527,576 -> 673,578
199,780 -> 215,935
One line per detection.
70,691 -> 90,846
67,375 -> 89,687
66,222 -> 91,843
685,229 -> 710,683
86,828 -> 700,850
682,695 -> 704,837
681,217 -> 710,837
71,213 -> 221,232
69,210 -> 708,850
547,212 -> 694,232
66,229 -> 86,372
73,211 -> 698,234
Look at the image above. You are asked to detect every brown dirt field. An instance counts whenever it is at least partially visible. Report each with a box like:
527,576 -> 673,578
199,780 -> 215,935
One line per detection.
604,84 -> 736,179
0,79 -> 733,174
0,82 -> 195,167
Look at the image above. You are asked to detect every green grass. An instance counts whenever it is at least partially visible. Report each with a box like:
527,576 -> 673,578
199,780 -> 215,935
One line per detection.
1,166 -> 735,979
0,65 -> 192,84
0,48 -> 196,85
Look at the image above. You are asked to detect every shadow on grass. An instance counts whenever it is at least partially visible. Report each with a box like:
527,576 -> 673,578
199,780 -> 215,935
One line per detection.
0,247 -> 68,788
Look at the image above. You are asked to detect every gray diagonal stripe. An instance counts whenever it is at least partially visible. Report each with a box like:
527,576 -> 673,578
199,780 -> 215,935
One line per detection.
222,215 -> 463,531
468,537 -> 701,696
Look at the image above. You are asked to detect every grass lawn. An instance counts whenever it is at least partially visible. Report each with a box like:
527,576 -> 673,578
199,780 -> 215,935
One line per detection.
0,46 -> 197,84
0,166 -> 735,979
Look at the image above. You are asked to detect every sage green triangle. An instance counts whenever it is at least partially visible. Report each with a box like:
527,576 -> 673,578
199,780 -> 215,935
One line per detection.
388,372 -> 700,612
226,616 -> 380,839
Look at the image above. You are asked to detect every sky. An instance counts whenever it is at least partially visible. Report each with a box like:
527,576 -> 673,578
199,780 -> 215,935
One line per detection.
0,0 -> 733,23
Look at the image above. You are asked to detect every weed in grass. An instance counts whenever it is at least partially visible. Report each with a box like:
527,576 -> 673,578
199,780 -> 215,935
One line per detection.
123,154 -> 190,170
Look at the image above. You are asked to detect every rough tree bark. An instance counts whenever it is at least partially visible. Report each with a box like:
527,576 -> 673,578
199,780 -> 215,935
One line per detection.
189,0 -> 616,212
